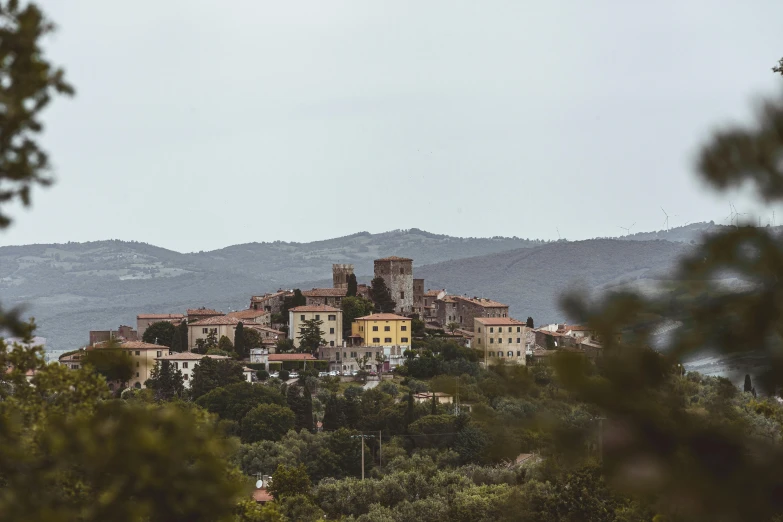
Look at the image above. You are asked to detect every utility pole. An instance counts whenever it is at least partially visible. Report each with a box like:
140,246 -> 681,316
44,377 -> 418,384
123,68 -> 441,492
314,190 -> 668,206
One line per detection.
361,434 -> 364,480
378,430 -> 382,473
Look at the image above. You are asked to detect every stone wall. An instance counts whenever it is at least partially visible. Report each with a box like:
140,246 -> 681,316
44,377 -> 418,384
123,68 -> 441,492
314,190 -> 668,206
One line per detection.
374,258 -> 414,314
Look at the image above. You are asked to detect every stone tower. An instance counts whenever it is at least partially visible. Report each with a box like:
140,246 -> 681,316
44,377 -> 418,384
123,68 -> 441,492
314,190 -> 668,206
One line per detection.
332,264 -> 354,290
373,256 -> 414,314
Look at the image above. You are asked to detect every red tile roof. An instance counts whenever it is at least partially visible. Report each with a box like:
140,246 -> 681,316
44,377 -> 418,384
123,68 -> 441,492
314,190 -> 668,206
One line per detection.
375,256 -> 413,262
453,296 -> 508,308
268,354 -> 317,361
355,313 -> 411,321
189,316 -> 242,326
137,313 -> 185,320
226,309 -> 271,320
302,288 -> 347,297
252,488 -> 273,503
475,317 -> 526,326
186,308 -> 223,316
289,305 -> 341,313
91,340 -> 168,350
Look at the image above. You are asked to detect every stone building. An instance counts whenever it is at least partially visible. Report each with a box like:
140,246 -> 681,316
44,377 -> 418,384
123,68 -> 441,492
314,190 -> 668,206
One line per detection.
303,288 -> 348,307
423,289 -> 446,321
89,325 -> 138,346
437,295 -> 509,331
249,290 -> 292,313
136,313 -> 185,339
332,264 -> 354,290
474,317 -> 527,366
288,305 -> 342,349
412,278 -> 425,317
186,308 -> 223,323
373,256 -> 414,314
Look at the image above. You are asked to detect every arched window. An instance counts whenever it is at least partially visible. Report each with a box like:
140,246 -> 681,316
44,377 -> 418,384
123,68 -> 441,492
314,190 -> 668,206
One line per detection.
507,351 -> 513,357
134,382 -> 141,389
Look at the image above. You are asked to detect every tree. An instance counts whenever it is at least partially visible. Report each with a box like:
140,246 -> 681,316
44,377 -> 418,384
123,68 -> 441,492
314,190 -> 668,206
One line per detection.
141,321 -> 176,348
302,385 -> 315,432
234,322 -> 247,359
244,327 -> 263,349
297,318 -> 325,353
322,394 -> 345,431
412,317 -> 426,337
196,381 -> 285,422
774,57 -> 783,75
446,322 -> 459,334
744,374 -> 753,393
526,317 -> 534,328
370,277 -> 396,313
341,296 -> 375,339
346,273 -> 358,297
145,360 -> 184,401
189,356 -> 244,399
170,321 -> 188,353
194,330 -> 218,354
81,345 -> 133,384
276,338 -> 295,353
269,463 -> 312,500
217,335 -> 234,354
280,290 -> 307,324
240,403 -> 295,443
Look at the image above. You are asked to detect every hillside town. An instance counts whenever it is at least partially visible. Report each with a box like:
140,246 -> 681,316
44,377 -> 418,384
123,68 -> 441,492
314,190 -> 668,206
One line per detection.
61,255 -> 604,390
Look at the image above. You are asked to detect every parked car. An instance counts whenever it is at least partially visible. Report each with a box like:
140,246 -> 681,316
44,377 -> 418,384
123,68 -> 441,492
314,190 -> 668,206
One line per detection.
318,371 -> 328,377
288,372 -> 299,379
328,370 -> 339,377
369,370 -> 378,376
270,372 -> 279,379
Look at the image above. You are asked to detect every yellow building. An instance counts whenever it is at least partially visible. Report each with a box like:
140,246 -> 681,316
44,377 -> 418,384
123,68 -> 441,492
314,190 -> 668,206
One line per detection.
288,305 -> 343,349
474,317 -> 527,366
188,316 -> 242,351
351,313 -> 412,369
88,340 -> 170,390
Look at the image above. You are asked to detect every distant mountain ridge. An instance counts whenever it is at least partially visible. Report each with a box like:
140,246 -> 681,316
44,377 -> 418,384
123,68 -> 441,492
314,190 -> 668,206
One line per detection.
0,224 -> 728,351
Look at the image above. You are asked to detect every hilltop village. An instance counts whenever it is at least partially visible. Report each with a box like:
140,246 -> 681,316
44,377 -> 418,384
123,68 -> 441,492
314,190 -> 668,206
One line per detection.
60,256 -> 604,390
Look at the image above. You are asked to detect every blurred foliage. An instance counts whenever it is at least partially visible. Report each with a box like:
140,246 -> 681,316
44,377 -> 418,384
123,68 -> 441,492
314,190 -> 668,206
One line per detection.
81,341 -> 134,383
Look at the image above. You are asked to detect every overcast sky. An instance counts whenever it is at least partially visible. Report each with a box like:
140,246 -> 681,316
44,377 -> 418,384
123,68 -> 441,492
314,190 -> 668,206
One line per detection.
2,1 -> 782,252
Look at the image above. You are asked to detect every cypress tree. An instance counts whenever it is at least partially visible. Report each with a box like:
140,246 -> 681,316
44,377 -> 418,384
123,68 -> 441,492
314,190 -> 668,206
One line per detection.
303,386 -> 314,432
431,392 -> 437,415
526,317 -> 534,328
347,273 -> 358,297
234,322 -> 246,359
744,374 -> 753,393
370,277 -> 396,314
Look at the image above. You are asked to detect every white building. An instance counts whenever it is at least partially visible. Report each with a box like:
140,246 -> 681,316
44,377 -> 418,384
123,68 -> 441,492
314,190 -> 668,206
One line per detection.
155,352 -> 230,388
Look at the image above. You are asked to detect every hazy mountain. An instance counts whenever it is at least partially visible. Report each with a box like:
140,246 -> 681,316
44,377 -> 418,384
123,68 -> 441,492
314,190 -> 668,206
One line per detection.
417,239 -> 693,326
0,230 -> 542,350
2,224 -> 745,351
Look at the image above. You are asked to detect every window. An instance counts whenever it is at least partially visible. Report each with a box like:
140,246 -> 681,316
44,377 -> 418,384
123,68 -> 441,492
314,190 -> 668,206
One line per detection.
490,338 -> 494,344
508,327 -> 512,332
136,372 -> 139,378
400,291 -> 405,299
300,315 -> 305,321
384,337 -> 392,343
401,337 -> 409,343
516,338 -> 521,344
372,338 -> 380,343
336,352 -> 340,359
350,351 -> 357,358
183,362 -> 188,369
202,328 -> 208,334
400,267 -> 404,274
384,326 -> 390,331
489,351 -> 495,357
344,352 -> 347,358
517,327 -> 521,332
366,351 -> 371,358
184,374 -> 189,380
508,351 -> 513,357
372,326 -> 378,331
174,362 -> 178,369
330,341 -> 335,347
156,351 -> 162,357
136,362 -> 140,368
517,351 -> 521,356
330,328 -> 335,334
401,325 -> 407,331
477,338 -> 481,344
498,338 -> 502,343
478,327 -> 481,333
489,327 -> 494,333
328,314 -> 336,321
135,351 -> 140,356
508,338 -> 512,344
315,315 -> 320,320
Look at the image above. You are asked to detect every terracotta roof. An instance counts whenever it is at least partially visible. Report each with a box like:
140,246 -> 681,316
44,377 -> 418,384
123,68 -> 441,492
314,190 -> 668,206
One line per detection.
250,291 -> 290,303
137,313 -> 185,320
440,296 -> 457,303
375,256 -> 413,262
91,340 -> 168,350
355,313 -> 410,321
186,308 -> 223,316
535,329 -> 565,337
562,325 -> 593,332
289,305 -> 341,313
453,296 -> 508,308
475,317 -> 526,326
156,352 -> 230,361
268,353 -> 317,361
252,488 -> 273,503
226,309 -> 271,320
302,288 -> 347,297
189,316 -> 242,326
